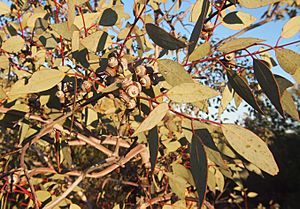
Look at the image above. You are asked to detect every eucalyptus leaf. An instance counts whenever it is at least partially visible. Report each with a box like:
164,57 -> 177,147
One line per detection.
2,36 -> 25,53
218,38 -> 264,54
188,0 -> 210,55
167,83 -> 219,103
239,0 -> 282,8
190,134 -> 208,208
222,124 -> 279,176
148,126 -> 159,171
99,8 -> 118,26
275,48 -> 300,75
253,59 -> 284,116
282,90 -> 299,121
189,42 -> 211,61
9,70 -> 65,96
281,16 -> 300,39
227,70 -> 263,114
222,11 -> 256,30
146,23 -> 186,50
157,59 -> 194,86
133,103 -> 169,136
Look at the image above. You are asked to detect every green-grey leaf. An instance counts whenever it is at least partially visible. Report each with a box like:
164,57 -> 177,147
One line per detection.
99,8 -> 118,26
275,48 -> 300,75
145,23 -> 186,50
239,0 -> 282,8
227,70 -> 263,114
2,36 -> 25,53
218,38 -> 264,54
282,90 -> 299,121
9,70 -> 65,96
274,74 -> 293,95
222,11 -> 256,30
81,31 -> 112,53
133,103 -> 169,136
188,0 -> 210,55
165,173 -> 189,199
253,59 -> 284,116
189,42 -> 211,61
222,124 -> 279,176
167,83 -> 219,103
157,59 -> 194,86
281,16 -> 300,38
148,126 -> 159,171
190,134 -> 208,208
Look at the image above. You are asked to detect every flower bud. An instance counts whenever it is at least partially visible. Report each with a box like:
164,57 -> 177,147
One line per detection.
204,22 -> 214,32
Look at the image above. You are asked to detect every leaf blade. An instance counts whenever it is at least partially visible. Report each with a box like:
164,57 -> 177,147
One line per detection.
227,70 -> 263,114
218,38 -> 264,54
253,59 -> 284,116
222,124 -> 279,176
133,103 -> 169,136
145,23 -> 186,50
275,48 -> 300,75
167,83 -> 219,103
157,59 -> 194,86
190,134 -> 208,208
188,0 -> 210,55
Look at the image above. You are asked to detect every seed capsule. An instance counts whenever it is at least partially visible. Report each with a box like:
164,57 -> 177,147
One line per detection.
122,77 -> 133,89
126,99 -> 137,109
108,56 -> 119,68
140,75 -> 152,89
120,57 -> 128,71
82,80 -> 92,93
56,90 -> 65,104
126,82 -> 141,98
135,65 -> 147,77
120,91 -> 131,103
224,52 -> 235,61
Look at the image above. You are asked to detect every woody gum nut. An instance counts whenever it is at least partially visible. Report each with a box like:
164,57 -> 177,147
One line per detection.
122,77 -> 133,89
56,90 -> 65,103
108,56 -> 119,68
140,75 -> 151,89
120,58 -> 128,70
120,92 -> 131,103
225,52 -> 235,61
82,80 -> 92,92
135,65 -> 147,77
126,99 -> 137,109
126,84 -> 141,98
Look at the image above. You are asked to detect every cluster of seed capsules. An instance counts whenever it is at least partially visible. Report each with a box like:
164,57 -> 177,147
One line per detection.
103,51 -> 160,110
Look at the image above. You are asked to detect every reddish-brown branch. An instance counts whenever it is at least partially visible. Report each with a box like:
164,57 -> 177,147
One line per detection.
78,6 -> 88,37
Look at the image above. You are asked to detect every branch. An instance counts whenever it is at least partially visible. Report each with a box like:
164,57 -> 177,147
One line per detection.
214,4 -> 280,49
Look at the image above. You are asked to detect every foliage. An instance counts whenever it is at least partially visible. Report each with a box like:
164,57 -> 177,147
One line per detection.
0,0 -> 299,208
